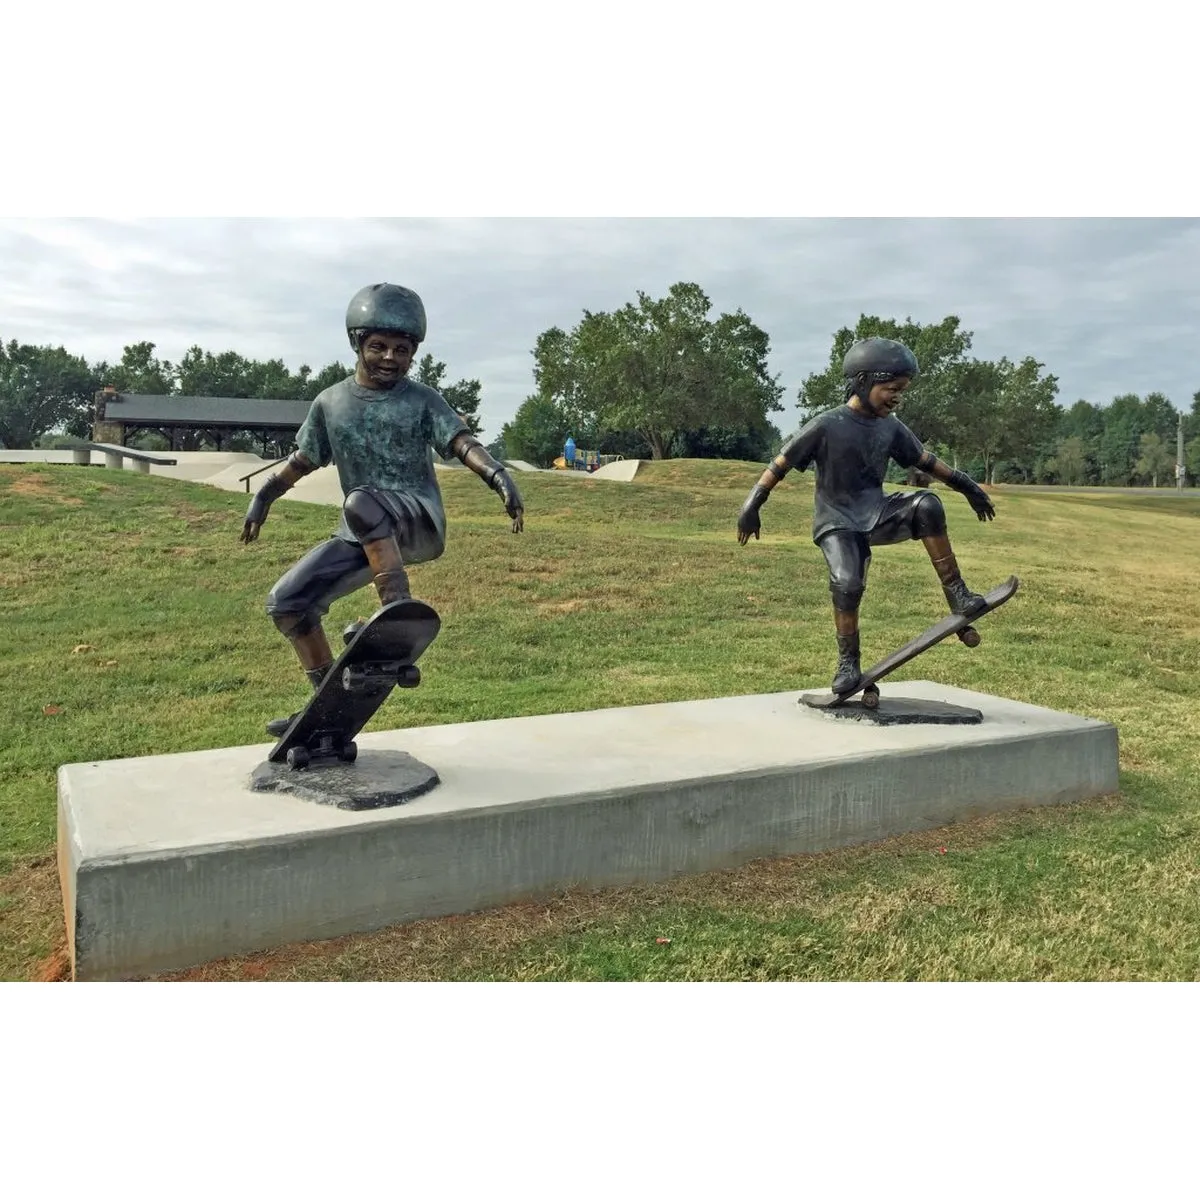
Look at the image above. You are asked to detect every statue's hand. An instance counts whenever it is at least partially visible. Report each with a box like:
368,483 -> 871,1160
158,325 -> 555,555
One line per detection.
240,494 -> 271,543
962,479 -> 996,521
737,507 -> 761,545
737,484 -> 769,544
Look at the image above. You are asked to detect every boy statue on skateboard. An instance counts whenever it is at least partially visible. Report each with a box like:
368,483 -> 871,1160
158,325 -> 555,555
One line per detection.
736,336 -> 996,697
239,282 -> 524,736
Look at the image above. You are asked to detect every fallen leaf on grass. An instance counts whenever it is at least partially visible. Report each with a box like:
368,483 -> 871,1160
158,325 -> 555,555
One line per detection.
42,705 -> 64,716
71,644 -> 95,654
656,937 -> 672,945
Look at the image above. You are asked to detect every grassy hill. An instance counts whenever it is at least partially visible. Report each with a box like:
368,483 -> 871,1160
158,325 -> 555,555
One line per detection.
2,461 -> 1199,981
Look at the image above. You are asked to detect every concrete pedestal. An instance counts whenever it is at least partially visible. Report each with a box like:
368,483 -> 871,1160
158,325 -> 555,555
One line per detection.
56,682 -> 1119,981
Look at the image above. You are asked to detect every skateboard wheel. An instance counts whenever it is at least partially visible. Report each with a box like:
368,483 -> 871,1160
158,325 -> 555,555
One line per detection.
343,621 -> 365,646
398,665 -> 421,688
286,746 -> 311,770
862,686 -> 880,710
957,626 -> 982,648
342,667 -> 368,693
339,740 -> 358,763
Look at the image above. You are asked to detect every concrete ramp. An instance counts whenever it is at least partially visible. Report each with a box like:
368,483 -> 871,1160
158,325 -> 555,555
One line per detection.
58,681 -> 1118,980
591,459 -> 642,481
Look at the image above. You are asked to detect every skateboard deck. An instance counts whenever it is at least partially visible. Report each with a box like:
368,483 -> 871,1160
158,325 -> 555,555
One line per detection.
802,576 -> 1019,711
268,599 -> 441,769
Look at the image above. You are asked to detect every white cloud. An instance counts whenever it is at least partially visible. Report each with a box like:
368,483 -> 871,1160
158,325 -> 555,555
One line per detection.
2,217 -> 1198,441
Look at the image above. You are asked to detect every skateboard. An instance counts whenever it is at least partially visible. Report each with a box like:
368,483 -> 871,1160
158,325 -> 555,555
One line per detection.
801,576 -> 1020,711
268,599 -> 441,770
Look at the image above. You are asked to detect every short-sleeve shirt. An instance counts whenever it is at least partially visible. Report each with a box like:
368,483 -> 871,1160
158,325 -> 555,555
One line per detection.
780,405 -> 925,543
296,376 -> 470,554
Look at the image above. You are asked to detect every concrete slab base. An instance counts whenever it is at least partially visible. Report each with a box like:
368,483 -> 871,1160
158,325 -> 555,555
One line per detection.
57,682 -> 1119,981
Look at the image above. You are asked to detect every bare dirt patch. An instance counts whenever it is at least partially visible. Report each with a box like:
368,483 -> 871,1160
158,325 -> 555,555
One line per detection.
0,856 -> 69,982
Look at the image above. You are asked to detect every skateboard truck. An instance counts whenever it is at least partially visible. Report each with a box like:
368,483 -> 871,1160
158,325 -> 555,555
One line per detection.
285,729 -> 359,770
342,662 -> 422,693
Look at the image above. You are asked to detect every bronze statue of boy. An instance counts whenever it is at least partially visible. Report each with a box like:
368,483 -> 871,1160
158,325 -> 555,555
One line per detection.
737,337 -> 995,695
240,282 -> 524,735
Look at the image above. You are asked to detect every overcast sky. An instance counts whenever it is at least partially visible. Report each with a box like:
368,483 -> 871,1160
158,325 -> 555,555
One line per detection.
1,218 -> 1196,443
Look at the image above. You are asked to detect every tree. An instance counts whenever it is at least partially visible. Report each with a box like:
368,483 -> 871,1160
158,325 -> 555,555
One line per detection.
1135,431 -> 1174,487
303,360 -> 352,399
1185,436 -> 1200,484
1048,399 -> 1104,484
669,418 -> 781,462
797,314 -> 974,449
1097,394 -> 1145,485
415,354 -> 484,435
0,340 -> 99,447
951,356 -> 1060,484
501,394 -> 574,467
174,346 -> 259,397
245,357 -> 310,400
1046,435 -> 1089,485
1140,392 -> 1178,443
96,341 -> 176,394
529,282 -> 784,460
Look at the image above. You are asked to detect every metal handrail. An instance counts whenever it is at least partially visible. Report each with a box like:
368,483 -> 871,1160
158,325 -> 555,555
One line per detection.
238,457 -> 289,492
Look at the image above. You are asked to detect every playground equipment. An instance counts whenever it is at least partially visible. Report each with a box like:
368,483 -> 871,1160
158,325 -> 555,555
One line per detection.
553,437 -> 625,472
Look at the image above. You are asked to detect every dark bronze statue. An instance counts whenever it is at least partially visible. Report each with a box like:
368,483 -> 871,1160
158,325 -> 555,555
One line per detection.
737,337 -> 996,697
240,283 -> 524,738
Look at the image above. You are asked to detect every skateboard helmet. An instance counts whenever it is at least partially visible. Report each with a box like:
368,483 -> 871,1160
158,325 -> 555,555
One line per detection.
346,283 -> 428,352
842,337 -> 919,401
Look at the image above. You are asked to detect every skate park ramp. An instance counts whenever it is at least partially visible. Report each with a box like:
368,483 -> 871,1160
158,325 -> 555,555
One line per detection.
147,452 -> 268,482
591,459 -> 642,481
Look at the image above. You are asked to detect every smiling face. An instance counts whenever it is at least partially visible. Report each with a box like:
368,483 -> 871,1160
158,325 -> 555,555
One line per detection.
356,331 -> 417,389
862,375 -> 912,417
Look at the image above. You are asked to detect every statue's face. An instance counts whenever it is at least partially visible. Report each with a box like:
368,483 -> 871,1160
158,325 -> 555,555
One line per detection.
358,332 -> 417,389
865,376 -> 912,417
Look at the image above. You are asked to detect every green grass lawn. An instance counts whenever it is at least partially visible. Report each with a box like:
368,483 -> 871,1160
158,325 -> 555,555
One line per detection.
2,461 -> 1199,981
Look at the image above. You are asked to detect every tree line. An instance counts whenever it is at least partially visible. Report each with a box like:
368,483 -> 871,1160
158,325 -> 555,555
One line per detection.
794,314 -> 1198,487
0,339 -> 484,454
5,288 -> 1198,486
502,297 -> 1199,485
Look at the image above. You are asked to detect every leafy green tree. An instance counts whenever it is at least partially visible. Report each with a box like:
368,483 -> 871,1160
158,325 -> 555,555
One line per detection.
1140,392 -> 1178,443
415,354 -> 484,435
0,340 -> 99,447
1047,435 -> 1089,485
530,282 -> 784,460
946,356 -> 1060,483
303,361 -> 352,399
669,418 -> 782,462
1047,399 -> 1105,483
501,394 -> 575,467
1135,431 -> 1175,487
95,341 -> 176,394
1097,394 -> 1145,485
1185,435 -> 1200,484
245,357 -> 309,400
174,346 -> 259,397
